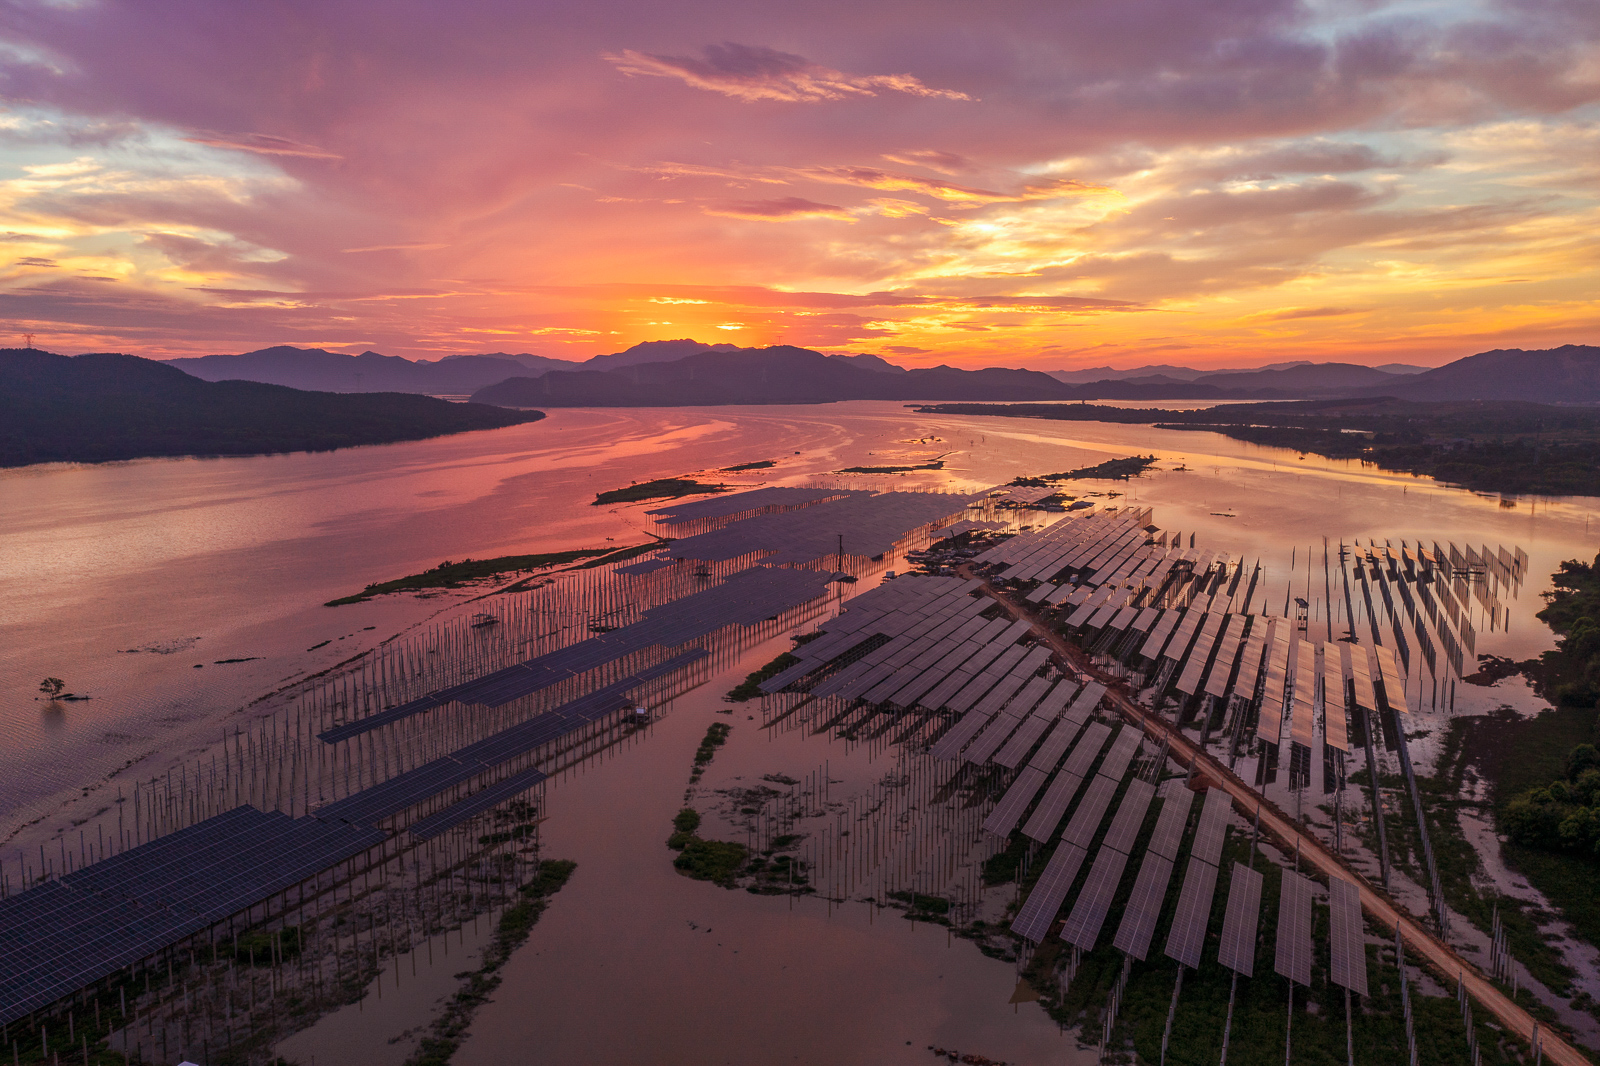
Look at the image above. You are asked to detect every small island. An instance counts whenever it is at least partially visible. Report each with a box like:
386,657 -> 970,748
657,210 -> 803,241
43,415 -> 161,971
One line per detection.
1010,455 -> 1158,485
325,544 -> 659,605
592,477 -> 730,506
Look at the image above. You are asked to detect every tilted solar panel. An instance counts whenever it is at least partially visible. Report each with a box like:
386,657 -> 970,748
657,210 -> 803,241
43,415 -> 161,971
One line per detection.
1328,875 -> 1368,996
1164,855 -> 1220,969
1217,863 -> 1264,977
1275,870 -> 1315,987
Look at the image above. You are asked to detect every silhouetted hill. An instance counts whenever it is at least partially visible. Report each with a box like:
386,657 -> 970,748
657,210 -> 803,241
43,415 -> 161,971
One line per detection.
1191,362 -> 1402,392
0,349 -> 544,467
163,345 -> 567,393
471,345 -> 1077,406
580,338 -> 740,371
1359,345 -> 1600,403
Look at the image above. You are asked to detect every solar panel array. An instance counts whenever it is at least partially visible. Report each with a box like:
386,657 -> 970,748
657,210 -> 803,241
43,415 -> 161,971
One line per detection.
323,566 -> 829,742
1112,785 -> 1195,960
1060,777 -> 1156,950
1012,726 -> 1145,943
1217,863 -> 1264,976
1275,870 -> 1315,987
0,806 -> 387,1026
664,491 -> 979,566
645,486 -> 853,524
1163,787 -> 1233,969
1328,876 -> 1369,995
318,651 -> 704,826
1021,722 -> 1111,843
407,766 -> 548,841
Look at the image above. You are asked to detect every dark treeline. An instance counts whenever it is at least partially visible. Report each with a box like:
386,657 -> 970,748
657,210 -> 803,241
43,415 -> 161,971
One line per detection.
912,397 -> 1600,497
1,349 -> 544,467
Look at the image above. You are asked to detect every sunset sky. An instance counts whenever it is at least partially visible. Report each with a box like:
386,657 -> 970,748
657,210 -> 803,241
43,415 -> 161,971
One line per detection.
1,0 -> 1597,369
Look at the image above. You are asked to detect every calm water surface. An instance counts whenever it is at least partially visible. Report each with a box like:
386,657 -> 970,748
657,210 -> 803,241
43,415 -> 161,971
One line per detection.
3,401 -> 1598,1062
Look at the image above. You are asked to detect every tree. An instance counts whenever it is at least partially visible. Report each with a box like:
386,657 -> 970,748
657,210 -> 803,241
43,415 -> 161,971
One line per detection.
39,677 -> 64,699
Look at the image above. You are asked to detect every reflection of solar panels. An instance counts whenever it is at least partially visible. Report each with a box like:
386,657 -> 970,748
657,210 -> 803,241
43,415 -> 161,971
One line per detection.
1328,876 -> 1369,996
407,766 -> 547,841
0,806 -> 386,1026
1217,863 -> 1264,976
322,568 -> 828,741
1275,871 -> 1315,987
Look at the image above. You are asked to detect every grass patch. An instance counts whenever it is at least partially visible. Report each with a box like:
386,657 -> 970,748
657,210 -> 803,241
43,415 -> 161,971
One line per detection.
326,549 -> 626,605
726,651 -> 801,701
689,722 -> 732,783
837,458 -> 944,474
1009,454 -> 1158,485
592,477 -> 728,506
404,859 -> 575,1066
673,838 -> 750,886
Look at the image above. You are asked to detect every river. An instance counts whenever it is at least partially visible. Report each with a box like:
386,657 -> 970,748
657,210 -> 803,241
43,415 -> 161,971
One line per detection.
2,400 -> 1596,1061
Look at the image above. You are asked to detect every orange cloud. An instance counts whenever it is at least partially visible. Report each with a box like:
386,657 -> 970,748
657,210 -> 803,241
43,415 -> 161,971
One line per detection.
701,197 -> 855,221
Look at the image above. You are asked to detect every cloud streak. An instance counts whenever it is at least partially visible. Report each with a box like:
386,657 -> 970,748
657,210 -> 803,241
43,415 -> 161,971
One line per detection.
603,42 -> 973,103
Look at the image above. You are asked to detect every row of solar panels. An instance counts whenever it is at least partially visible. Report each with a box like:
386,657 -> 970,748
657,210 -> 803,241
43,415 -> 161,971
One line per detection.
663,490 -> 979,566
317,650 -> 706,826
321,565 -> 832,743
0,807 -> 387,1026
0,647 -> 712,1027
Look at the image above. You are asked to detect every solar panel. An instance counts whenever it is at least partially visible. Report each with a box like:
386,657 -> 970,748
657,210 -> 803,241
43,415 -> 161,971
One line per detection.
0,807 -> 386,1027
992,711 -> 1052,769
1217,863 -> 1264,977
1023,710 -> 1087,774
1323,641 -> 1350,752
1060,844 -> 1131,951
407,767 -> 547,841
1101,778 -> 1157,855
1328,876 -> 1369,996
1022,723 -> 1112,842
1095,726 -> 1146,785
1189,786 -> 1234,868
1009,842 -> 1088,943
1062,774 -> 1119,849
1147,785 -> 1196,861
1164,855 -> 1220,969
1274,870 -> 1315,987
981,766 -> 1049,837
1112,853 -> 1175,960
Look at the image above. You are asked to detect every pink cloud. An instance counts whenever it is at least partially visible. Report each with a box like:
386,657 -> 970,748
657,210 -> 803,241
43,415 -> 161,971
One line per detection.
701,197 -> 854,221
603,42 -> 973,103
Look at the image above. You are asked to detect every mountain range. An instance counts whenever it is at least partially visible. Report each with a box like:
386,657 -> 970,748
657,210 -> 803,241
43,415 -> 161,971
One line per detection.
126,339 -> 1600,406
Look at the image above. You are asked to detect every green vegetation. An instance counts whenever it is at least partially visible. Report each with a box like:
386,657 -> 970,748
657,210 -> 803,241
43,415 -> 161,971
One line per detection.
689,722 -> 732,783
726,648 -> 803,701
837,457 -> 944,474
405,859 -> 576,1066
0,348 -> 545,468
233,926 -> 301,965
721,459 -> 776,471
326,549 -> 632,605
1009,454 -> 1158,485
673,838 -> 751,885
592,477 -> 728,505
912,398 -> 1600,496
1399,716 -> 1576,995
1503,745 -> 1600,856
1533,554 -> 1600,708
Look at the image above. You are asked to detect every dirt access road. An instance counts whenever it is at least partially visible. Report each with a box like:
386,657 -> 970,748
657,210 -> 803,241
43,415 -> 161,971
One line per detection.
962,566 -> 1585,1066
